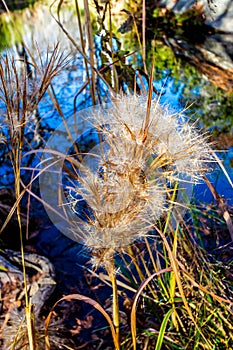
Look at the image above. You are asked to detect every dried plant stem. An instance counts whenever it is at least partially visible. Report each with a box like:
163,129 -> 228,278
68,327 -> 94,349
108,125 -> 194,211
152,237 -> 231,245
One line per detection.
75,0 -> 90,83
144,238 -> 170,299
25,303 -> 36,350
105,256 -> 120,349
15,153 -> 36,350
203,174 -> 233,242
0,45 -> 68,349
50,0 -> 114,95
83,0 -> 96,105
127,246 -> 145,283
108,0 -> 118,93
142,0 -> 147,74
132,16 -> 143,67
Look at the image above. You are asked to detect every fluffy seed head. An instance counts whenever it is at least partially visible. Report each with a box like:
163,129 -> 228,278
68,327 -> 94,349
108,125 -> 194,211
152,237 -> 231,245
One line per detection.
67,95 -> 212,262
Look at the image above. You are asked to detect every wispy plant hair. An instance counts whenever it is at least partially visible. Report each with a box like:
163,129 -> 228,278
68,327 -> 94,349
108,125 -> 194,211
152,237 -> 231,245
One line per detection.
67,95 -> 213,264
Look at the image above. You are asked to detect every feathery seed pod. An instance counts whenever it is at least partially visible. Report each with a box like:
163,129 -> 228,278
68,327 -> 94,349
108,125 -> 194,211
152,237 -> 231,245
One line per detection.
67,95 -> 212,264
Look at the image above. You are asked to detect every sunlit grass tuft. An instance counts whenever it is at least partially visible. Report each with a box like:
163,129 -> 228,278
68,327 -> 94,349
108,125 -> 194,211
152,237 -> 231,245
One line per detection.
54,92 -> 217,349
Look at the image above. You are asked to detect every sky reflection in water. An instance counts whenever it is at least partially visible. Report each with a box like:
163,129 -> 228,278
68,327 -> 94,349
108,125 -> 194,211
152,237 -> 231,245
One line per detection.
0,1 -> 232,206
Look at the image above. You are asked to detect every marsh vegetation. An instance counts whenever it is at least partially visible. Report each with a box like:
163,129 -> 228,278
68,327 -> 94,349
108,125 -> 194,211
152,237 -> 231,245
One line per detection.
0,0 -> 233,349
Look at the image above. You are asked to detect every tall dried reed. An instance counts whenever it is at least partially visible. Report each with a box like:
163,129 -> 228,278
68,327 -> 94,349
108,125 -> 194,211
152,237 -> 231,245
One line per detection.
0,47 -> 69,350
68,94 -> 212,257
64,93 -> 213,348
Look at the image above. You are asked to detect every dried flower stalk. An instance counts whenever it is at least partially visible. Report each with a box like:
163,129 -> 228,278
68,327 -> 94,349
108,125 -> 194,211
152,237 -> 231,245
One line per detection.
67,95 -> 212,265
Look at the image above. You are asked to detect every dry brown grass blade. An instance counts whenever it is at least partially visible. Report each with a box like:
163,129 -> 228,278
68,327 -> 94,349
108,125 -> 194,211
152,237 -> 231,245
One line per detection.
74,0 -> 91,106
142,0 -> 147,74
212,151 -> 233,188
105,257 -> 120,348
0,187 -> 26,235
0,57 -> 13,122
178,260 -> 233,308
0,153 -> 80,236
154,225 -> 213,349
0,0 -> 11,15
0,45 -> 70,150
83,0 -> 96,104
46,83 -> 82,160
75,0 -> 87,63
29,43 -> 70,103
44,293 -> 119,350
107,0 -> 119,93
203,175 -> 233,242
121,9 -> 143,75
142,60 -> 154,143
49,0 -> 115,96
24,147 -> 100,172
130,267 -> 172,350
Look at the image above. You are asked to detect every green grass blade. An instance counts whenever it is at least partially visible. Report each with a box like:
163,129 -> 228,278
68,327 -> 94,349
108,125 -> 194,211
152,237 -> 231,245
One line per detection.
155,308 -> 175,350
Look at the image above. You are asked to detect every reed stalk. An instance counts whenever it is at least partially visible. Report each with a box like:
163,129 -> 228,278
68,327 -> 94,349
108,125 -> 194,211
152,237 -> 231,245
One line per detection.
105,256 -> 120,349
83,0 -> 96,105
142,0 -> 147,74
0,42 -> 69,349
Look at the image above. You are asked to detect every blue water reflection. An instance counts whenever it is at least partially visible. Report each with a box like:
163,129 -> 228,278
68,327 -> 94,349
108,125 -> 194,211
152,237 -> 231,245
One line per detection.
194,148 -> 233,206
0,2 -> 232,207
